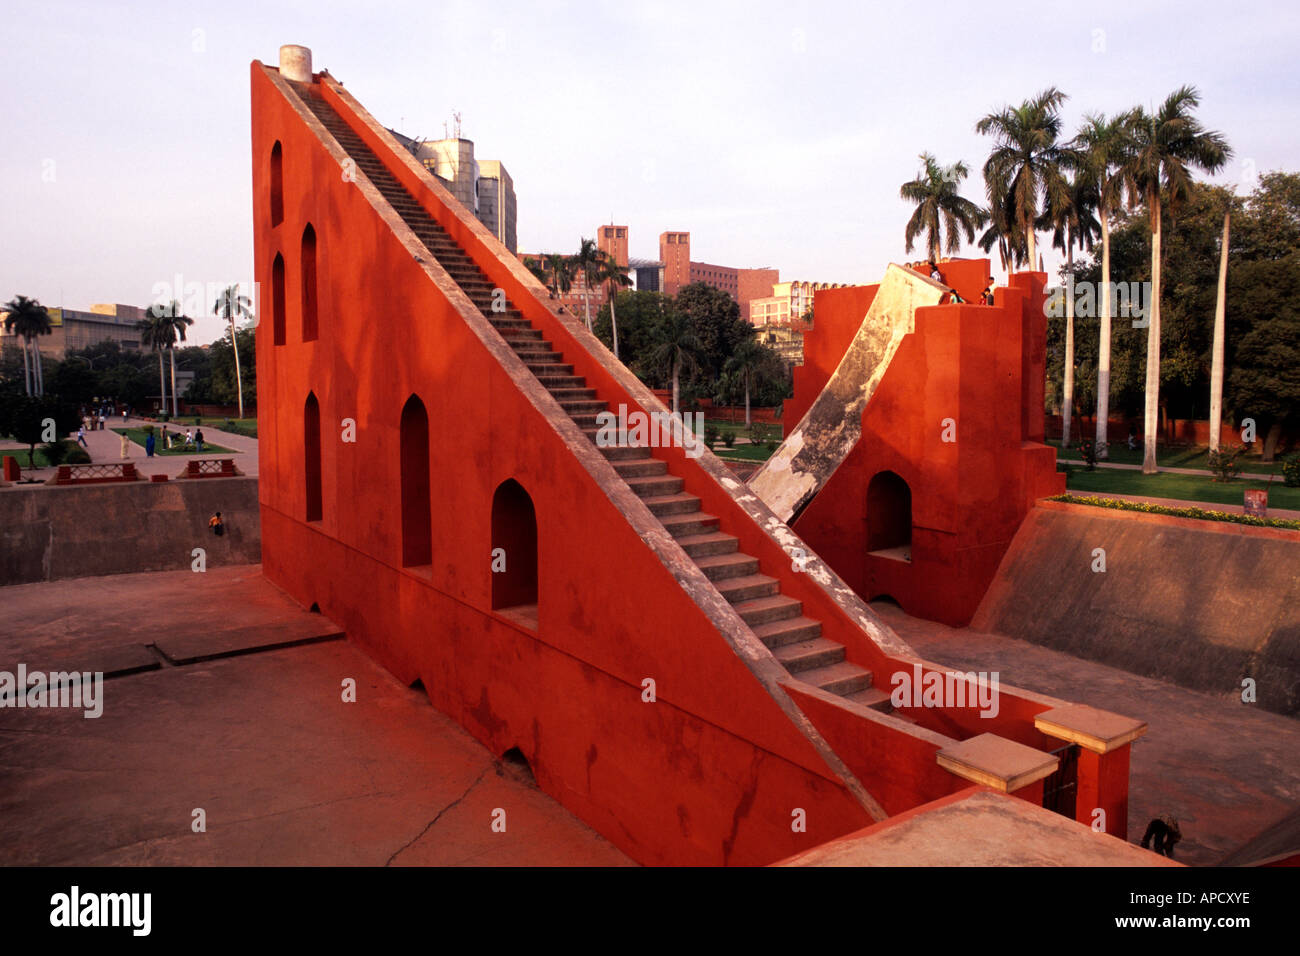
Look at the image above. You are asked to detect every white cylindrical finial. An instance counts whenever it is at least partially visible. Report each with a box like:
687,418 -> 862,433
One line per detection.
279,45 -> 313,82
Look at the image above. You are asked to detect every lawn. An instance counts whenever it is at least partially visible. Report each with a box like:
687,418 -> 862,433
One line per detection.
0,446 -> 53,468
1050,439 -> 1283,476
162,416 -> 258,438
112,428 -> 235,456
714,442 -> 778,463
1063,465 -> 1300,511
704,418 -> 783,441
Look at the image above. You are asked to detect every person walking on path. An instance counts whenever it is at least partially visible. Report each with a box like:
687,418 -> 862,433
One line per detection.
119,432 -> 130,459
184,428 -> 194,449
145,431 -> 156,457
76,426 -> 88,448
195,428 -> 205,453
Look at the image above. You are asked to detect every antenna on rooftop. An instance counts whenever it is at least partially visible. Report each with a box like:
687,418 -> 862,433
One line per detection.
452,111 -> 462,139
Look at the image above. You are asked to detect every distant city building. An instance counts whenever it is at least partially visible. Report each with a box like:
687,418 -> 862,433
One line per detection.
749,280 -> 846,328
0,303 -> 146,360
388,130 -> 517,254
598,224 -> 629,269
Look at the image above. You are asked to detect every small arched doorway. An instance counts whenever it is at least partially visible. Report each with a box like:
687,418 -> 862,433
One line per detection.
300,223 -> 318,342
304,392 -> 322,522
269,141 -> 284,227
399,395 -> 432,568
491,479 -> 538,623
271,253 -> 286,346
866,470 -> 911,561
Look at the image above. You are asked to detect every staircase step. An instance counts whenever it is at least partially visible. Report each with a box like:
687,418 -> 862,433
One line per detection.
693,551 -> 760,581
658,511 -> 721,537
714,573 -> 781,603
559,399 -> 609,415
625,474 -> 684,498
800,661 -> 874,697
732,594 -> 803,627
674,531 -> 740,558
642,492 -> 702,517
844,686 -> 894,713
540,375 -> 586,389
772,637 -> 846,673
611,457 -> 668,478
750,615 -> 822,649
550,387 -> 599,401
527,362 -> 574,375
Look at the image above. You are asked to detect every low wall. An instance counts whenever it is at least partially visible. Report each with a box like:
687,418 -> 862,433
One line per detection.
973,501 -> 1300,716
0,477 -> 260,585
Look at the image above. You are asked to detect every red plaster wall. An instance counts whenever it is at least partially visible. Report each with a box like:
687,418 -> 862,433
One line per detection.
784,262 -> 1064,627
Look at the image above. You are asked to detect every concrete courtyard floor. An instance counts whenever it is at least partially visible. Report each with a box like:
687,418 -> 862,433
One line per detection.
873,602 -> 1300,867
0,565 -> 632,866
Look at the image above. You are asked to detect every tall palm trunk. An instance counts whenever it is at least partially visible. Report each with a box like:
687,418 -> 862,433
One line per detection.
1062,230 -> 1075,447
158,351 -> 167,416
1208,211 -> 1230,453
21,337 -> 32,396
582,277 -> 592,332
671,359 -> 680,415
169,348 -> 179,418
1142,196 -> 1163,474
230,319 -> 245,419
609,290 -> 620,361
1095,210 -> 1113,458
1026,227 -> 1037,272
744,373 -> 751,427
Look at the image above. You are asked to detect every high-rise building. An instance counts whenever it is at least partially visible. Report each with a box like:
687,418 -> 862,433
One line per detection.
658,231 -> 692,296
749,280 -> 846,327
388,130 -> 517,254
598,224 -> 629,269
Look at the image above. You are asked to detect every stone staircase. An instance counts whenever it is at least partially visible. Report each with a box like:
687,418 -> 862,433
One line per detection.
297,86 -> 892,713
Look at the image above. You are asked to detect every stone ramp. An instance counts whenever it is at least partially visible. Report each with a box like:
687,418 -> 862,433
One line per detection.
972,502 -> 1300,717
749,264 -> 945,522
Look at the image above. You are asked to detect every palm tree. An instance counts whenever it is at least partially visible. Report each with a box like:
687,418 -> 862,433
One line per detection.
573,237 -> 601,331
2,295 -> 52,396
900,153 -> 984,261
1209,205 -> 1231,453
543,253 -> 574,300
523,257 -> 549,286
1073,110 -> 1138,458
976,87 -> 1075,270
724,339 -> 767,426
137,305 -> 177,416
976,186 -> 1027,276
594,252 -> 632,360
213,285 -> 252,419
646,311 -> 701,415
1042,173 -> 1100,446
166,308 -> 195,419
1126,87 -> 1231,473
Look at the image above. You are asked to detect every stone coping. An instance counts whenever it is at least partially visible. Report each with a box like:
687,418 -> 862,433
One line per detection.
936,732 -> 1058,793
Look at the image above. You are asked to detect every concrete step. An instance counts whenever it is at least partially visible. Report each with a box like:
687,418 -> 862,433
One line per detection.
772,637 -> 846,674
550,387 -> 599,401
674,531 -> 740,558
658,511 -> 721,538
693,551 -> 760,581
559,399 -> 609,415
642,493 -> 702,517
527,362 -> 574,375
750,615 -> 822,649
611,457 -> 668,478
732,594 -> 803,627
625,474 -> 684,498
844,686 -> 894,713
540,375 -> 585,389
715,573 -> 781,604
800,661 -> 874,697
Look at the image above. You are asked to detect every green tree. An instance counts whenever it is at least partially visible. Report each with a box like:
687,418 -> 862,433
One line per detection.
213,285 -> 253,419
723,339 -> 769,426
1042,172 -> 1100,445
137,305 -> 177,415
573,237 -> 602,331
594,252 -> 632,360
900,153 -> 984,262
2,295 -> 53,396
1126,86 -> 1231,472
1073,110 -> 1139,456
976,87 -> 1075,270
1226,255 -> 1300,461
646,310 -> 703,414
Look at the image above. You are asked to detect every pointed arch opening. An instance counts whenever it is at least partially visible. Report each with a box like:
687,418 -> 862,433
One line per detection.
867,470 -> 911,562
271,252 -> 286,346
269,141 -> 284,227
491,479 -> 538,624
301,223 -> 318,342
400,395 -> 432,568
304,392 -> 322,522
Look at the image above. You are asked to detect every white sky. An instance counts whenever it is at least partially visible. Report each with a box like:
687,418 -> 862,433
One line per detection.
2,0 -> 1296,344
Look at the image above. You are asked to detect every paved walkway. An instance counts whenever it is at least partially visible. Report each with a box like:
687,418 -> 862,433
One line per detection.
0,566 -> 633,866
874,602 -> 1300,866
0,415 -> 259,483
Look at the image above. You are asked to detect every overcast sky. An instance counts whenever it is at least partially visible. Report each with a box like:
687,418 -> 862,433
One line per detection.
3,0 -> 1296,344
